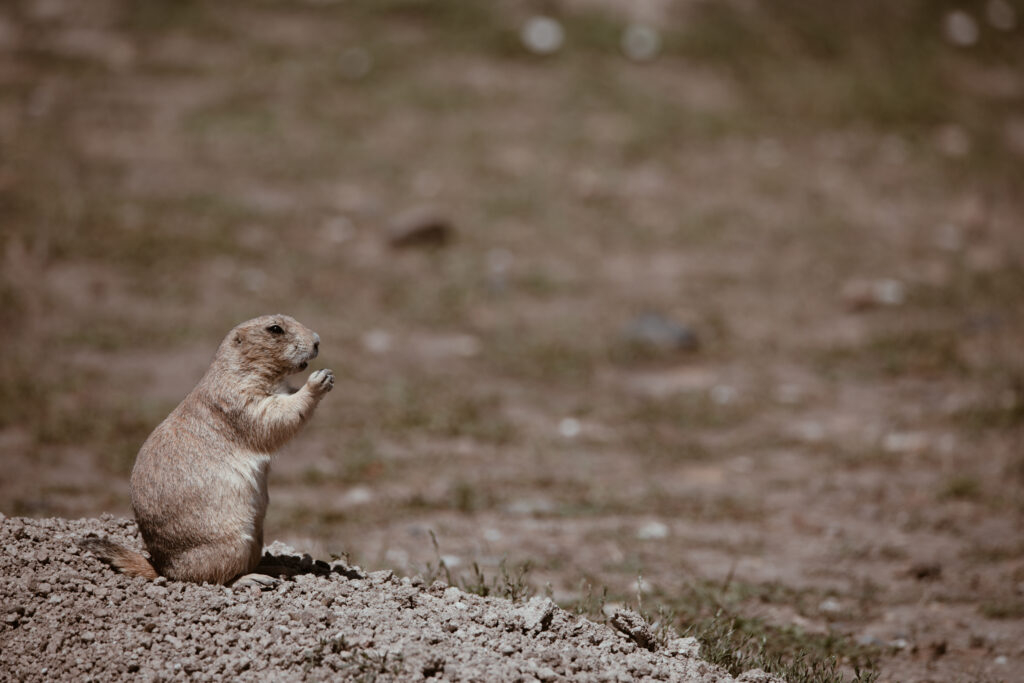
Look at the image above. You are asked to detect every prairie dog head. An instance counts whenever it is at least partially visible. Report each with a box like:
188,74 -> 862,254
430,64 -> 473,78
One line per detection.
219,314 -> 321,382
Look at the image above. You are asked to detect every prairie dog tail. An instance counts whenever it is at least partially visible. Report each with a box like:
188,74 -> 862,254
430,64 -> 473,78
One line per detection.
79,536 -> 159,580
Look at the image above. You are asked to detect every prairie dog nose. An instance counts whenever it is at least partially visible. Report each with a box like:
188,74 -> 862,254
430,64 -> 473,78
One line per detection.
312,334 -> 320,357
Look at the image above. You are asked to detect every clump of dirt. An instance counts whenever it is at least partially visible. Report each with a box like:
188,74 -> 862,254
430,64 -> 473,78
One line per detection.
0,515 -> 779,682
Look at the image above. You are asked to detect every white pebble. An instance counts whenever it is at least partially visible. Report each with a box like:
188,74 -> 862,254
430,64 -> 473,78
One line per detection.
361,329 -> 392,354
873,279 -> 906,306
636,521 -> 669,540
521,16 -> 564,55
558,417 -> 581,438
945,10 -> 980,46
621,24 -> 660,62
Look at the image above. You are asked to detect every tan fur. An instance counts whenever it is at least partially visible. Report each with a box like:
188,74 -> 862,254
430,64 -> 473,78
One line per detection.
83,315 -> 333,585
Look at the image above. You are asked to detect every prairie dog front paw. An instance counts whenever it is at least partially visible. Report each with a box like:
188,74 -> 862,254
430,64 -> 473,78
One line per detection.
307,368 -> 335,395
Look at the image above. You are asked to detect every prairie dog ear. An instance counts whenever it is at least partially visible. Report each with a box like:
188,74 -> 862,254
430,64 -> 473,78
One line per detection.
234,333 -> 243,345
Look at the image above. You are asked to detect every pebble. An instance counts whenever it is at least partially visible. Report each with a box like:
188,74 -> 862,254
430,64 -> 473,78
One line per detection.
386,207 -> 453,249
710,385 -> 737,405
621,24 -> 660,62
361,329 -> 393,355
944,10 -> 979,46
817,598 -> 843,616
907,562 -> 942,581
338,47 -> 372,80
856,634 -> 885,647
635,521 -> 669,541
882,432 -> 930,455
622,314 -> 699,353
609,609 -> 656,651
841,278 -> 906,311
668,637 -> 701,658
515,597 -> 556,633
986,0 -> 1016,30
521,16 -> 564,55
558,417 -> 582,439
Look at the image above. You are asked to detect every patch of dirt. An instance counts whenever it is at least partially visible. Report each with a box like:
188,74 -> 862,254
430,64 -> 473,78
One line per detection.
0,515 -> 777,682
2,2 -> 1023,681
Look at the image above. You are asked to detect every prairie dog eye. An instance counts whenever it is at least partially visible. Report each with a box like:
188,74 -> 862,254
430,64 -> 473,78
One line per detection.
266,324 -> 284,335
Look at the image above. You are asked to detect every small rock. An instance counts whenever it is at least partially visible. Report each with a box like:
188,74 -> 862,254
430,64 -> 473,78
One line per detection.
667,636 -> 700,658
907,562 -> 942,581
986,0 -> 1016,31
791,421 -> 826,443
621,24 -> 660,62
882,432 -> 929,455
935,124 -> 972,158
841,278 -> 906,311
736,670 -> 786,683
944,10 -> 979,46
339,47 -> 372,80
557,418 -> 581,439
610,609 -> 656,651
515,597 -> 556,633
386,207 -> 452,249
521,16 -> 564,55
857,634 -> 885,647
636,521 -> 669,540
818,598 -> 843,616
421,655 -> 445,677
934,223 -> 964,252
361,330 -> 393,355
536,666 -> 559,682
622,313 -> 699,354
710,385 -> 737,405
415,333 -> 481,360
369,569 -> 394,584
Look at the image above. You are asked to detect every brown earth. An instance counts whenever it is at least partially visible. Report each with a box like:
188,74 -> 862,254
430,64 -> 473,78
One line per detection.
1,1 -> 1023,682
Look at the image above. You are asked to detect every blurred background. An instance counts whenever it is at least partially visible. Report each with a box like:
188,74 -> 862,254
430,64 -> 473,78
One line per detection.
1,1 -> 1022,680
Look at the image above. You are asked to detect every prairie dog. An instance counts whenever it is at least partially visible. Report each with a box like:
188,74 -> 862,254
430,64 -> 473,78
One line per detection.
82,314 -> 333,585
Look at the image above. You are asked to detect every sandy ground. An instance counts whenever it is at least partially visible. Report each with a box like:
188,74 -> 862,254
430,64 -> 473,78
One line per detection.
1,2 -> 1023,681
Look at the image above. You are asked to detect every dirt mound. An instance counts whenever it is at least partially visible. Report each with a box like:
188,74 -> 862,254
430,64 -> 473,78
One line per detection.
0,515 -> 779,682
